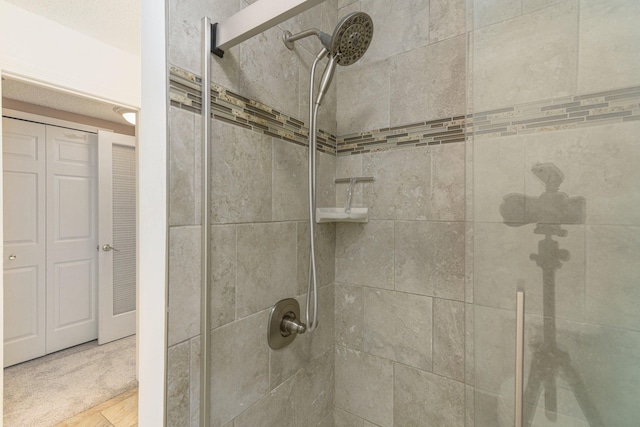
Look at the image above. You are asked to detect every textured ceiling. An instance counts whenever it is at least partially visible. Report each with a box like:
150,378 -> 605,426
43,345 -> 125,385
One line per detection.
5,0 -> 140,55
2,78 -> 134,126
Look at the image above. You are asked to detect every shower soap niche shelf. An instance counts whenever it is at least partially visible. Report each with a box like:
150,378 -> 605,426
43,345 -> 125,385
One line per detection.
316,207 -> 369,223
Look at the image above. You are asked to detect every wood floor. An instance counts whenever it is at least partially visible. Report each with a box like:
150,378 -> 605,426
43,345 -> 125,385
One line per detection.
55,387 -> 138,427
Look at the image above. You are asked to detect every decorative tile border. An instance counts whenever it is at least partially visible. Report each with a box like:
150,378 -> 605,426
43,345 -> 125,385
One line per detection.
169,66 -> 640,157
336,85 -> 640,156
169,67 -> 336,154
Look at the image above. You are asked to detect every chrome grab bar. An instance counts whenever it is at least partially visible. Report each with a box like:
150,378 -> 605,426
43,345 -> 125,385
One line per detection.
515,291 -> 525,427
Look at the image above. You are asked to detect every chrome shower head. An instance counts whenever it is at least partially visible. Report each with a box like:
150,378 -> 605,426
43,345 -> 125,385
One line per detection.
283,12 -> 374,105
314,12 -> 374,105
328,12 -> 374,66
283,12 -> 374,66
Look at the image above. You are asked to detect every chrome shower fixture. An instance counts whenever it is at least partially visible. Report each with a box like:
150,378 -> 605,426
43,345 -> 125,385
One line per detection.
283,12 -> 374,65
269,12 -> 373,349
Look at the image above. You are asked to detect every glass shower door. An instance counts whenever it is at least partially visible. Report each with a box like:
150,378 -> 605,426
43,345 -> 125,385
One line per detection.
470,1 -> 640,426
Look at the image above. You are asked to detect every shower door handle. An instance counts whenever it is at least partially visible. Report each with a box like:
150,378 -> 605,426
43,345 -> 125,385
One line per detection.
515,291 -> 525,427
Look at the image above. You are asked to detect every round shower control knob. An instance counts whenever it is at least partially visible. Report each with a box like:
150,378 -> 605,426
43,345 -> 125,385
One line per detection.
268,298 -> 305,350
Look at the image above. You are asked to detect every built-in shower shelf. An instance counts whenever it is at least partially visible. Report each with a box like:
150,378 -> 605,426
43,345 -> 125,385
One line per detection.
316,207 -> 369,223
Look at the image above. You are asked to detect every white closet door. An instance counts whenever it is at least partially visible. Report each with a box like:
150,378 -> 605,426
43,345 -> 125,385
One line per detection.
97,130 -> 136,345
2,118 -> 47,367
46,126 -> 98,353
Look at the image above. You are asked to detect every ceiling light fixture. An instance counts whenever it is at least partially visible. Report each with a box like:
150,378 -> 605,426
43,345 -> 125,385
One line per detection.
114,107 -> 137,125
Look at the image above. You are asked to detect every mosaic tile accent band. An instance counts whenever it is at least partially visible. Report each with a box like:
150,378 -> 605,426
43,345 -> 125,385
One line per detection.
337,85 -> 640,156
169,67 -> 336,154
169,66 -> 640,157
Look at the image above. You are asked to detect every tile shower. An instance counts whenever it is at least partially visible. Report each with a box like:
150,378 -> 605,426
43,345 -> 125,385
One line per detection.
165,0 -> 640,426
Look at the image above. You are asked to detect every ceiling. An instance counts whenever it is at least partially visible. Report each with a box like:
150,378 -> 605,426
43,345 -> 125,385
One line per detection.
2,78 -> 134,126
2,1 -> 139,125
5,0 -> 140,56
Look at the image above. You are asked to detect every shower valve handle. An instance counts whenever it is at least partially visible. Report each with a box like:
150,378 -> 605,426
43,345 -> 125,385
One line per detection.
281,313 -> 307,335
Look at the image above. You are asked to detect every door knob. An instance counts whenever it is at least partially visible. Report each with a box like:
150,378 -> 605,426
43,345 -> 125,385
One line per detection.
8,254 -> 16,260
102,244 -> 120,252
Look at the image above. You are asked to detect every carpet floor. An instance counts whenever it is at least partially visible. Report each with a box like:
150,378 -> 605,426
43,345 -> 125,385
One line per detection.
3,335 -> 137,427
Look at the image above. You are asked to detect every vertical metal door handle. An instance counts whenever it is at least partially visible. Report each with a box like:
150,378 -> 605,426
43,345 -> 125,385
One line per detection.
515,291 -> 525,427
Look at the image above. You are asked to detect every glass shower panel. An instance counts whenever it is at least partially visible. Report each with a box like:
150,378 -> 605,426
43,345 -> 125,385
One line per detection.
471,1 -> 640,426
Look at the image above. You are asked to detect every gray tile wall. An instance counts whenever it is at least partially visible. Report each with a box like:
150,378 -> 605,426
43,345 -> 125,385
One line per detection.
166,0 -> 338,426
334,144 -> 468,427
165,0 -> 640,425
334,0 -> 640,426
333,1 -> 469,425
469,1 -> 640,425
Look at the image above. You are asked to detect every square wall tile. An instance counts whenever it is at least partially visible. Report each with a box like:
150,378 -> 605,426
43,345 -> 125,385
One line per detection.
210,311 -> 270,426
473,134 -> 525,223
433,298 -> 465,382
335,283 -> 364,350
233,377 -> 296,427
239,25 -> 300,117
473,0 -> 522,29
317,152 -> 337,213
578,0 -> 640,94
236,222 -> 297,317
211,120 -> 272,224
335,221 -> 394,289
429,0 -> 466,43
552,318 -> 640,425
394,364 -> 465,427
294,349 -> 335,426
362,147 -> 431,220
363,288 -> 433,371
335,346 -> 393,427
586,225 -> 640,331
430,143 -> 466,221
395,221 -> 465,301
297,222 -> 336,293
390,34 -> 466,126
337,59 -> 390,135
334,408 -> 364,426
358,0 -> 429,66
473,0 -> 578,111
273,140 -> 309,221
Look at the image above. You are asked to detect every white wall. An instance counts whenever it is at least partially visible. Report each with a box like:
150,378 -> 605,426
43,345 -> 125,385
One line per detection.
0,0 -> 141,108
138,0 -> 168,425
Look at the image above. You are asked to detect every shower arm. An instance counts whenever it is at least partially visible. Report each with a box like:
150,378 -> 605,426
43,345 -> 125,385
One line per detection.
283,28 -> 332,51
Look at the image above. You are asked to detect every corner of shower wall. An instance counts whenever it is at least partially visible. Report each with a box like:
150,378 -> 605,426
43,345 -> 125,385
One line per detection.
165,0 -> 340,426
332,1 -> 472,426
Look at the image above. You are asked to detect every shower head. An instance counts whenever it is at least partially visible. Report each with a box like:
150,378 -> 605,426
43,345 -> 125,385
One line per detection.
314,12 -> 374,105
327,12 -> 374,66
283,12 -> 374,66
283,12 -> 374,105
